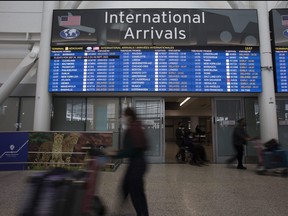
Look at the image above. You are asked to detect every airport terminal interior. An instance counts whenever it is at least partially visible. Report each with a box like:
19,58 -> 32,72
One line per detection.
1,1 -> 288,216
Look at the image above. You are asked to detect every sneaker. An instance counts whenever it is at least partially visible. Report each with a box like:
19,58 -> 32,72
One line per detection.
237,166 -> 247,170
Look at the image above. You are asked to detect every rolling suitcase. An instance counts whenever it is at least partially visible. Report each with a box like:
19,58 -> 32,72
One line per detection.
19,168 -> 70,216
19,147 -> 106,216
56,171 -> 87,216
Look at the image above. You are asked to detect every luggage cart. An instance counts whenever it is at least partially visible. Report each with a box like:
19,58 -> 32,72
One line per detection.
253,139 -> 288,177
19,144 -> 107,216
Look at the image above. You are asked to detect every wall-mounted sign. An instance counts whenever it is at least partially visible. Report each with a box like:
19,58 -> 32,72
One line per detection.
270,9 -> 288,92
0,132 -> 28,170
51,9 -> 260,46
50,9 -> 261,93
49,45 -> 261,93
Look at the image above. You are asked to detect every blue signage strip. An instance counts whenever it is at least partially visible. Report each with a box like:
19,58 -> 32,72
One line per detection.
0,132 -> 29,171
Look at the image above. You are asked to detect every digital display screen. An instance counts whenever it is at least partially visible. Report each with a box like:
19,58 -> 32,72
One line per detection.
274,48 -> 288,92
270,9 -> 288,93
49,46 -> 262,93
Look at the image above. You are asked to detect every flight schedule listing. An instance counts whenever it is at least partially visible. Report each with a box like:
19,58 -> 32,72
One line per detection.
275,47 -> 288,92
49,46 -> 262,93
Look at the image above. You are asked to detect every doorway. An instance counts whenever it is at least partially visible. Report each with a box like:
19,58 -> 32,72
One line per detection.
213,97 -> 260,164
164,97 -> 213,163
213,98 -> 243,163
132,97 -> 165,163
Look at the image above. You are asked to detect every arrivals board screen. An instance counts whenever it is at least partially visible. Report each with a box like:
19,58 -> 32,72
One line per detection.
270,9 -> 288,93
49,46 -> 262,93
274,47 -> 288,92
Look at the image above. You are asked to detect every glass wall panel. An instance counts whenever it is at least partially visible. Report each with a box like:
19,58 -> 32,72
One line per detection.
215,99 -> 242,156
276,99 -> 288,150
134,99 -> 164,162
86,98 -> 119,131
86,98 -> 120,148
51,97 -> 121,147
52,97 -> 86,131
244,97 -> 260,161
0,98 -> 19,131
214,98 -> 242,163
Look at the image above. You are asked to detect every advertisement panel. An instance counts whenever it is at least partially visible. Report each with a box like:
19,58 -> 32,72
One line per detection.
27,131 -> 113,170
0,132 -> 114,171
0,132 -> 29,171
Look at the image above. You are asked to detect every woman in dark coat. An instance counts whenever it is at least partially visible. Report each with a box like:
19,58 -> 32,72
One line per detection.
113,107 -> 150,216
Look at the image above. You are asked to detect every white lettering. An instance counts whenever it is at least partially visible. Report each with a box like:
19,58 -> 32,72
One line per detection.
105,10 -> 206,24
124,27 -> 135,39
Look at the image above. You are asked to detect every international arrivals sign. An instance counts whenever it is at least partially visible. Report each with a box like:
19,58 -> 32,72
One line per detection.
49,9 -> 262,94
104,10 -> 206,40
51,9 -> 260,47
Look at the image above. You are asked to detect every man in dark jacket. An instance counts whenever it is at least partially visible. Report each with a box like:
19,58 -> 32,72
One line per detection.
226,118 -> 252,170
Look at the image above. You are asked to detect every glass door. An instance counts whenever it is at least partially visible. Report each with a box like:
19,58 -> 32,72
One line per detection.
276,98 -> 288,150
133,98 -> 165,163
213,98 -> 243,163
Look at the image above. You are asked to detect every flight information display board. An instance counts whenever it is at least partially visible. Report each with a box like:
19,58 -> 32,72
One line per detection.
270,9 -> 288,93
274,47 -> 288,92
49,46 -> 262,93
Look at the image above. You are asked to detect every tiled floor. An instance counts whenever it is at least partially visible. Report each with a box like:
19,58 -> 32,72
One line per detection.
1,163 -> 288,216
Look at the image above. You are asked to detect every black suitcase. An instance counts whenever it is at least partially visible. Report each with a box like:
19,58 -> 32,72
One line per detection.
58,171 -> 87,216
19,168 -> 70,216
19,147 -> 106,216
34,174 -> 66,215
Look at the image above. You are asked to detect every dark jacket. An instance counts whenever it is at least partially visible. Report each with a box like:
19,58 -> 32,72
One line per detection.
118,120 -> 148,159
232,125 -> 249,147
175,127 -> 185,147
175,127 -> 184,140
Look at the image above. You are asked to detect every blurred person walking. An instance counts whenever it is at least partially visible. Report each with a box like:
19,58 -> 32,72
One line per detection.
226,118 -> 253,170
108,107 -> 149,216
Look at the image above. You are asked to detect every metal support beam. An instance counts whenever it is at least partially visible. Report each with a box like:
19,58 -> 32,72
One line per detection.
0,32 -> 41,45
274,1 -> 288,8
62,1 -> 82,9
0,43 -> 39,106
227,1 -> 249,9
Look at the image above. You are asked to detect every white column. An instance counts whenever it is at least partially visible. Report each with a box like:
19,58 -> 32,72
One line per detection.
33,1 -> 59,131
253,1 -> 278,142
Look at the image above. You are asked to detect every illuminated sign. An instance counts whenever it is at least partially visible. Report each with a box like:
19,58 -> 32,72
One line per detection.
49,46 -> 262,93
270,9 -> 288,92
50,9 -> 261,93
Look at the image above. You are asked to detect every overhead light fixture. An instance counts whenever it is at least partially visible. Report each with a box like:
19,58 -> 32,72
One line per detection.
180,97 -> 191,106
